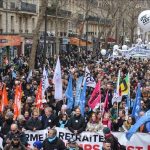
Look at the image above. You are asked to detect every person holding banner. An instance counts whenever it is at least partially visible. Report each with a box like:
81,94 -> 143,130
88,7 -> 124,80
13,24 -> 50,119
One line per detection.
41,107 -> 56,129
86,113 -> 103,132
26,109 -> 42,131
68,108 -> 86,134
43,128 -> 66,150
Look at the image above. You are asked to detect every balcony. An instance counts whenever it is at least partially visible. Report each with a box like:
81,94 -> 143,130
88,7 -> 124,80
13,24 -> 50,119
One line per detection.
21,2 -> 36,13
0,0 -> 3,8
87,16 -> 111,25
47,7 -> 71,18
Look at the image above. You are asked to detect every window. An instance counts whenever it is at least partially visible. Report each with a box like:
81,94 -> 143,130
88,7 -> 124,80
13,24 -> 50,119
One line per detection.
25,17 -> 28,31
19,17 -> 22,32
32,18 -> 35,29
11,16 -> 14,31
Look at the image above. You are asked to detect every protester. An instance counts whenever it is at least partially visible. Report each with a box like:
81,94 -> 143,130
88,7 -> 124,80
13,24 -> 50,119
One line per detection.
122,116 -> 135,131
66,138 -> 83,150
42,128 -> 66,150
113,110 -> 126,131
86,112 -> 103,132
26,109 -> 42,131
101,140 -> 112,150
56,114 -> 68,128
103,127 -> 125,150
102,112 -> 112,129
3,124 -> 27,147
68,107 -> 86,134
41,107 -> 56,129
4,134 -> 26,150
1,111 -> 14,138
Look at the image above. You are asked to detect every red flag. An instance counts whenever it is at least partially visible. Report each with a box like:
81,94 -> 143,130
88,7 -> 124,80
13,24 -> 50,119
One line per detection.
103,91 -> 109,115
0,84 -> 8,112
88,81 -> 101,109
35,81 -> 43,109
14,84 -> 22,120
0,82 -> 2,96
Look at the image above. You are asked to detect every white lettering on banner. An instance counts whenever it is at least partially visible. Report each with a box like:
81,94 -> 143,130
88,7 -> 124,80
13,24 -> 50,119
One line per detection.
23,128 -> 150,149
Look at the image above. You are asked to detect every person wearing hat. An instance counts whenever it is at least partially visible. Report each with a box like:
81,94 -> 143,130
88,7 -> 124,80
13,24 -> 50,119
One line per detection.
102,127 -> 125,150
66,138 -> 83,150
4,134 -> 26,150
33,141 -> 42,150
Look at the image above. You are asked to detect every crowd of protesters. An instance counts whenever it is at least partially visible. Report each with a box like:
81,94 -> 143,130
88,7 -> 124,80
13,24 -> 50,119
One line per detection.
0,48 -> 150,150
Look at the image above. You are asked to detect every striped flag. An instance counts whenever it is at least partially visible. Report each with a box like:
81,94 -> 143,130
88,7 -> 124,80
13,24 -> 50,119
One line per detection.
0,84 -> 8,112
36,81 -> 43,109
14,84 -> 22,120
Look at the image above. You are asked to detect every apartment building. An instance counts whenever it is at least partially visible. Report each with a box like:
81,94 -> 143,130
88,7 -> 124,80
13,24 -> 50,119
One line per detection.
0,0 -> 112,59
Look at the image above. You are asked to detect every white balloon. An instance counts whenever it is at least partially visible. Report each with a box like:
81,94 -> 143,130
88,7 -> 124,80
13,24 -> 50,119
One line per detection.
101,49 -> 106,56
138,10 -> 150,32
122,45 -> 128,50
113,45 -> 119,50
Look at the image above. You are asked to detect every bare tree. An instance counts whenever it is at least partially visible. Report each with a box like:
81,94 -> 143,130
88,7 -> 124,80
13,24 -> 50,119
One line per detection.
29,0 -> 48,70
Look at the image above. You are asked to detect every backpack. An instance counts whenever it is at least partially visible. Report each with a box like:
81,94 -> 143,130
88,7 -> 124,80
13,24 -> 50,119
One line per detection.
112,135 -> 126,150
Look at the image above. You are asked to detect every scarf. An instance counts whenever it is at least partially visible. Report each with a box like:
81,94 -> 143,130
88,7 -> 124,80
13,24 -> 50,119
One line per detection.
59,120 -> 68,128
48,136 -> 57,143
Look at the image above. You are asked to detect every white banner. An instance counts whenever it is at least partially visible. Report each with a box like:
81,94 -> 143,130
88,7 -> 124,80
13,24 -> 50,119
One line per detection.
1,128 -> 150,149
23,128 -> 150,150
83,67 -> 96,88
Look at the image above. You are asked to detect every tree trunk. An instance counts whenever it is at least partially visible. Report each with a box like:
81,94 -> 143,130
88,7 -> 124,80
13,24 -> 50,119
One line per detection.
29,0 -> 48,70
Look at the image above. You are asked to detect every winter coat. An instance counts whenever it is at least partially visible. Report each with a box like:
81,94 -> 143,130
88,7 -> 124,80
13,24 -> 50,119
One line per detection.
26,118 -> 42,130
43,137 -> 66,150
86,121 -> 103,132
4,142 -> 26,150
104,133 -> 118,150
41,114 -> 56,129
68,114 -> 86,134
3,131 -> 27,147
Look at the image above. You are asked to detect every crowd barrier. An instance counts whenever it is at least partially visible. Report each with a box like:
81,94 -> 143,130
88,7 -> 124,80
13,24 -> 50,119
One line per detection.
0,127 -> 150,150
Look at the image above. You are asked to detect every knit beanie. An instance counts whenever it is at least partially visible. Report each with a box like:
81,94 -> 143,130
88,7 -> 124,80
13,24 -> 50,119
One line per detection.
103,127 -> 111,134
33,141 -> 42,149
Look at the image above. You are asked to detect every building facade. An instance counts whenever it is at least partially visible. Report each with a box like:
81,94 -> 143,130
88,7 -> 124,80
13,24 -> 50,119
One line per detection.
0,0 -> 112,58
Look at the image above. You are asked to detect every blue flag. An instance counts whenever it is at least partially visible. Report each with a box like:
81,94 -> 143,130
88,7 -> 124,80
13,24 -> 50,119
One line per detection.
126,109 -> 150,140
65,75 -> 73,109
12,71 -> 16,79
126,95 -> 131,109
80,82 -> 87,116
131,84 -> 141,120
75,76 -> 83,107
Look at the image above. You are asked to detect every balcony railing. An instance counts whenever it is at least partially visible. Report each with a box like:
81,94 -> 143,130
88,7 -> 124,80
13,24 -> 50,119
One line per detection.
0,0 -> 3,8
47,7 -> 71,18
87,16 -> 111,25
21,2 -> 36,13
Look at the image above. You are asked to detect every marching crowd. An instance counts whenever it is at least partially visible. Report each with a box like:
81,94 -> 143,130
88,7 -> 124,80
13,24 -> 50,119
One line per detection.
0,50 -> 150,150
